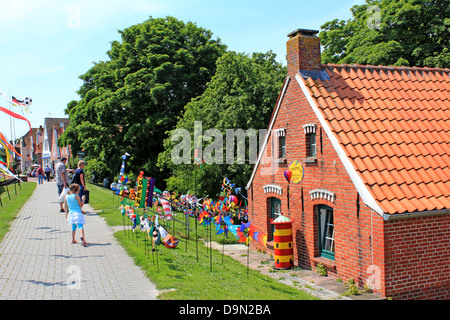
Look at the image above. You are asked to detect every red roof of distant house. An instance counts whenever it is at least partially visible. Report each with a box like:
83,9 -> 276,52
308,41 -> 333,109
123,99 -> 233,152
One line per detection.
298,64 -> 450,215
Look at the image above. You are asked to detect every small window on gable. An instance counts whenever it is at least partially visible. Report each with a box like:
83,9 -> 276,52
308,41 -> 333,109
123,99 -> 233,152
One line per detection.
274,128 -> 286,161
303,123 -> 317,158
279,136 -> 286,158
307,133 -> 316,157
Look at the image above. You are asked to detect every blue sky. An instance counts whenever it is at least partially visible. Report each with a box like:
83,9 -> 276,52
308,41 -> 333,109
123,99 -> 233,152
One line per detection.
0,0 -> 364,139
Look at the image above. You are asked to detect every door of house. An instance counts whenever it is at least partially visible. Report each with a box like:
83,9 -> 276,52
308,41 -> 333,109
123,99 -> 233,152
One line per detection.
270,198 -> 281,240
317,205 -> 335,260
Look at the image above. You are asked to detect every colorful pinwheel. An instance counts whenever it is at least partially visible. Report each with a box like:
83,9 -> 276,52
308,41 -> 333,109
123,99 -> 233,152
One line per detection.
198,210 -> 211,226
252,231 -> 268,248
237,221 -> 254,245
215,215 -> 230,237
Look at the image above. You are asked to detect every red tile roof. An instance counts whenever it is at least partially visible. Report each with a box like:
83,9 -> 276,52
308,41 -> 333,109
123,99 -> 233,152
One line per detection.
299,64 -> 450,215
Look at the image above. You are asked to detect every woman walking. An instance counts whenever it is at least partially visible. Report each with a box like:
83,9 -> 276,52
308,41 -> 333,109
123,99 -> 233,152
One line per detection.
72,160 -> 87,199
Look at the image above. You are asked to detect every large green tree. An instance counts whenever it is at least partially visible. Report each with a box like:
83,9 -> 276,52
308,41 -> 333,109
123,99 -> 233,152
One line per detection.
320,0 -> 450,67
158,51 -> 286,198
60,16 -> 226,183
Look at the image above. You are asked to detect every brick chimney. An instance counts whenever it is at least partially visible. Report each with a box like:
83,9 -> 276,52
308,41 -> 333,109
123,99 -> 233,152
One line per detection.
286,29 -> 321,78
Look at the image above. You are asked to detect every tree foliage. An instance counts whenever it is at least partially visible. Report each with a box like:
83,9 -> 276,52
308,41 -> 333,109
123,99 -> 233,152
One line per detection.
158,51 -> 286,198
320,0 -> 450,68
60,16 -> 226,183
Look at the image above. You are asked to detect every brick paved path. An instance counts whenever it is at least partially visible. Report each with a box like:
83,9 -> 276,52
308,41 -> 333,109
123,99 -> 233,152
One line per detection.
0,181 -> 159,300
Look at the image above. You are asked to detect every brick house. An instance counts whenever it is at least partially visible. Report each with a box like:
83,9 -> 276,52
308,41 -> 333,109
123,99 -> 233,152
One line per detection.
246,29 -> 450,300
42,118 -> 72,169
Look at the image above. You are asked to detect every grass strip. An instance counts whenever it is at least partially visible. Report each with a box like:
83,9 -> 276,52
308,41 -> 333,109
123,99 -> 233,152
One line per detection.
0,181 -> 36,243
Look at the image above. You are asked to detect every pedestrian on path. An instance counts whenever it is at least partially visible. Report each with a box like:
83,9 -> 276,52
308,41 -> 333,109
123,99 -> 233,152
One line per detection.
72,160 -> 87,199
44,165 -> 52,182
64,183 -> 87,247
55,157 -> 72,213
37,166 -> 44,184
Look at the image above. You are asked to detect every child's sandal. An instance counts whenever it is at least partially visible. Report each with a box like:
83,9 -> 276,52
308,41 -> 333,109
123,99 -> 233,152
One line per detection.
80,237 -> 87,247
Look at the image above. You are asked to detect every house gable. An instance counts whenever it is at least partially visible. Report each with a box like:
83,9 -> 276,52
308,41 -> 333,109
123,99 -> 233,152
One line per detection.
42,117 -> 70,161
246,72 -> 384,217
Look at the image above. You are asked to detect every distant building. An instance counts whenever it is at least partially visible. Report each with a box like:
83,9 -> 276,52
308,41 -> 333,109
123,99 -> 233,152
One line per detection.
18,126 -> 44,173
42,118 -> 72,169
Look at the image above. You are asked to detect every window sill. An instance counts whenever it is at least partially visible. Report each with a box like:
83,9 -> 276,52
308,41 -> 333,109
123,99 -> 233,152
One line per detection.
313,256 -> 336,271
304,157 -> 317,164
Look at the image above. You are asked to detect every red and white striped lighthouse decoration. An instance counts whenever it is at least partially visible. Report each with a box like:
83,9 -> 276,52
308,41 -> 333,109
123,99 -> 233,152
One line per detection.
160,191 -> 173,221
271,213 -> 294,269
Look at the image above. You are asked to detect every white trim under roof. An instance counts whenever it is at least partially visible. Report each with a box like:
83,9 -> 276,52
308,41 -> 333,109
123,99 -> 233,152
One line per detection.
294,73 -> 384,216
246,76 -> 290,190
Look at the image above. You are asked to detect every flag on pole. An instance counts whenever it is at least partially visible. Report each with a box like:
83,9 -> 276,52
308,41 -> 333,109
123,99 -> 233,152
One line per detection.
0,107 -> 32,134
135,176 -> 149,208
146,178 -> 156,207
12,97 -> 25,106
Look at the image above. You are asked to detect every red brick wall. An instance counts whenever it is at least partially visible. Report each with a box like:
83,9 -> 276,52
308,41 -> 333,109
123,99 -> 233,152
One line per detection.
384,214 -> 450,300
248,78 -> 387,297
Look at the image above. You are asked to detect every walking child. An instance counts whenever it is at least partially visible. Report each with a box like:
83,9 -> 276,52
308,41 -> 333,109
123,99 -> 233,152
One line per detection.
64,184 -> 87,247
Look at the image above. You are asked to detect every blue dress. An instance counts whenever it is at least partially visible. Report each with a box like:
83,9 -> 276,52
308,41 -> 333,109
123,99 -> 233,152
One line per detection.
66,194 -> 85,225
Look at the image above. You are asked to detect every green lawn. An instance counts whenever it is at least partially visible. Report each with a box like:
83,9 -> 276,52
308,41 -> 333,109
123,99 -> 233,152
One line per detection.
0,180 -> 36,243
87,182 -> 319,300
87,182 -> 125,226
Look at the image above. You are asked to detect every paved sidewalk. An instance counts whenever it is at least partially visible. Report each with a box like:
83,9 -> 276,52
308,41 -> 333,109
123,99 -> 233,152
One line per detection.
0,180 -> 159,300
